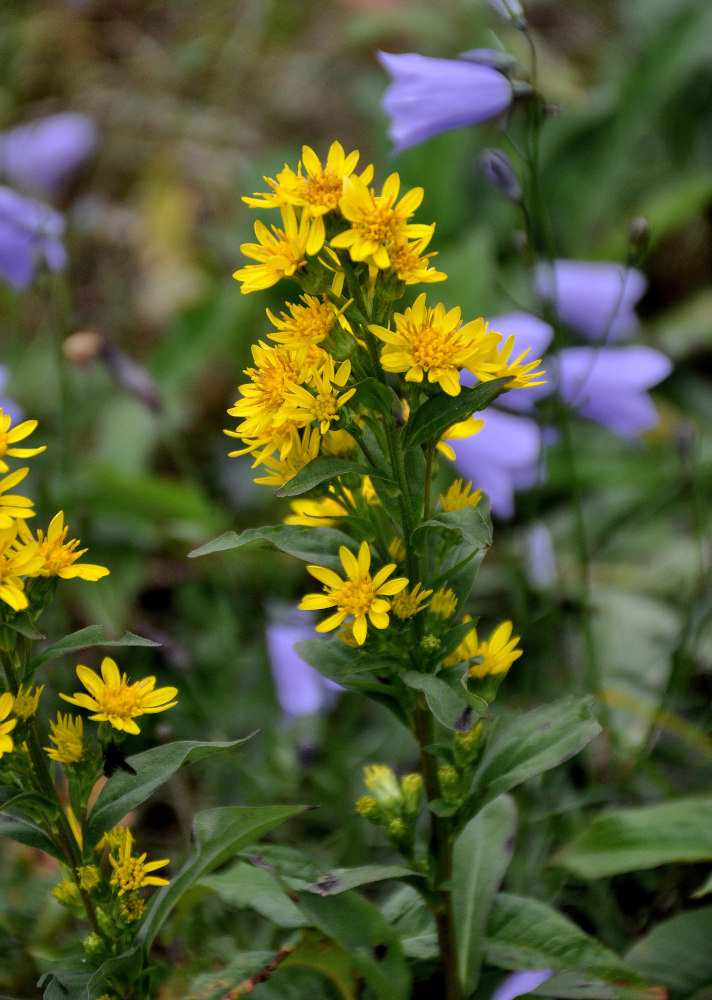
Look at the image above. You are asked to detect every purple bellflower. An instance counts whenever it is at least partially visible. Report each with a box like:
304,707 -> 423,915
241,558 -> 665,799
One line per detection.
490,969 -> 552,1000
378,51 -> 513,153
556,345 -> 672,438
0,112 -> 97,201
446,407 -> 543,519
0,186 -> 67,289
534,259 -> 647,343
265,609 -> 341,718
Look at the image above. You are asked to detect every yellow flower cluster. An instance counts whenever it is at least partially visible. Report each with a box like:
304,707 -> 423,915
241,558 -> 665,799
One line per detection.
0,410 -> 109,615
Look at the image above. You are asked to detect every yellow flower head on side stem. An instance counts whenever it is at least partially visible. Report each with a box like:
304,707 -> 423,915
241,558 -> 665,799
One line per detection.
391,582 -> 433,620
299,541 -> 408,646
467,333 -> 546,390
109,837 -> 170,896
234,204 -> 324,293
0,411 -> 46,474
0,529 -> 43,612
18,512 -> 110,581
60,657 -> 178,735
12,683 -> 44,721
266,294 -> 343,350
0,467 -> 35,528
439,480 -> 483,512
279,356 -> 355,435
44,712 -> 85,765
0,691 -> 17,759
468,620 -> 523,678
369,294 -> 497,397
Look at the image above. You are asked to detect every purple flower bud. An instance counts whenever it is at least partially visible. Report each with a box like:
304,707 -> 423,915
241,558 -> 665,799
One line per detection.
446,408 -> 543,518
490,969 -> 552,1000
486,0 -> 526,26
457,48 -> 521,73
534,259 -> 647,343
556,345 -> 672,438
0,113 -> 97,200
378,51 -> 513,153
266,609 -> 341,718
0,186 -> 67,289
478,149 -> 522,202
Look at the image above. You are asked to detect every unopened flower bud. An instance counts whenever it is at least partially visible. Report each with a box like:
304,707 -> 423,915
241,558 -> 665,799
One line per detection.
628,216 -> 650,260
363,764 -> 402,809
420,634 -> 441,654
356,795 -> 382,822
83,932 -> 105,959
487,0 -> 526,28
386,817 -> 406,839
457,48 -> 520,74
400,772 -> 423,815
478,149 -> 522,203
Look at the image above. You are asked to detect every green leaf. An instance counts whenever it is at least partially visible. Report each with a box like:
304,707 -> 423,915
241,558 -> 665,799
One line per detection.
296,890 -> 412,1000
401,670 -> 488,732
553,795 -> 712,879
199,860 -> 307,928
402,378 -> 510,450
7,612 -> 44,640
87,945 -> 144,1000
625,906 -> 712,997
186,952 -> 274,1000
305,864 -> 417,896
87,738 -> 254,846
137,804 -> 308,950
351,377 -> 398,417
275,455 -> 394,497
0,814 -> 61,860
412,506 -> 493,553
279,930 -> 357,1000
188,524 -> 356,570
468,695 -> 601,808
382,884 -> 438,961
32,625 -> 159,669
296,637 -> 404,680
452,795 -> 517,995
485,893 -> 640,982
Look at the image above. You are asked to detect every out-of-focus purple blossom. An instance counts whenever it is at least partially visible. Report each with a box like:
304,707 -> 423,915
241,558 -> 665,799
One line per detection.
490,969 -> 553,1000
0,113 -> 97,200
0,367 -> 23,423
0,186 -> 67,289
446,408 -> 543,518
534,260 -> 647,343
479,149 -> 522,202
523,521 -> 557,590
557,345 -> 672,438
378,51 -> 513,153
266,609 -> 341,718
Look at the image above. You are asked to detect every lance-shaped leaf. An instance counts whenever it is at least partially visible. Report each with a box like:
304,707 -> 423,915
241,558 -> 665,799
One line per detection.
402,377 -> 510,450
279,931 -> 358,1000
553,795 -> 712,879
275,455 -> 395,497
452,795 -> 517,995
32,625 -> 159,670
305,864 -> 417,897
467,695 -> 601,809
0,813 -> 60,860
296,889 -> 412,1000
189,523 -> 356,569
625,906 -> 712,997
138,804 -> 309,950
412,505 -> 493,554
350,377 -> 399,418
199,860 -> 307,928
401,669 -> 488,732
87,738 -> 254,846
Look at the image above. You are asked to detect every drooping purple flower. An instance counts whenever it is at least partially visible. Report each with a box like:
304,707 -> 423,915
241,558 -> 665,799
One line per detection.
0,113 -> 97,200
534,259 -> 647,343
490,969 -> 552,1000
265,608 -> 341,718
0,186 -> 67,289
556,345 -> 672,438
446,408 -> 544,518
378,51 -> 513,153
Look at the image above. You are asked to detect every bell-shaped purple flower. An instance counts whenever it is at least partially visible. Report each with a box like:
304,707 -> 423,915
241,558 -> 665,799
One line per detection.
0,112 -> 97,200
378,51 -> 513,153
266,608 -> 341,718
0,186 -> 67,289
446,408 -> 544,518
557,345 -> 672,438
534,259 -> 647,343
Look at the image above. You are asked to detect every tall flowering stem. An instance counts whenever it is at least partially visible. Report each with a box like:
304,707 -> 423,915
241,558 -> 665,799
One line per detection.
228,142 -> 544,998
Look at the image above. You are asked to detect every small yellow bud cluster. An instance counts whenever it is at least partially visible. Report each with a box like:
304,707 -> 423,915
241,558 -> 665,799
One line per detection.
357,764 -> 423,853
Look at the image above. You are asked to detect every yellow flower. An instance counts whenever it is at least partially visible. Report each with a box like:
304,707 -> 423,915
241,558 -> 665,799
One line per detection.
279,356 -> 355,435
387,233 -> 447,285
444,615 -> 522,677
109,837 -> 170,895
45,712 -> 84,765
439,479 -> 483,512
228,341 -> 313,439
96,824 -> 133,855
60,657 -> 178,735
391,582 -> 433,620
284,489 -> 350,528
266,294 -> 343,350
331,172 -> 433,270
77,864 -> 102,893
19,512 -> 109,581
0,467 -> 35,528
119,894 -> 146,922
234,204 -> 323,293
0,529 -> 43,611
0,692 -> 17,759
299,541 -> 408,646
12,683 -> 44,721
321,428 -> 357,457
244,141 -> 373,220
0,410 -> 46,474
429,587 -> 458,619
363,763 -> 402,807
252,425 -> 322,487
467,332 -> 546,390
369,293 -> 497,397
436,416 -> 484,462
387,536 -> 406,563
